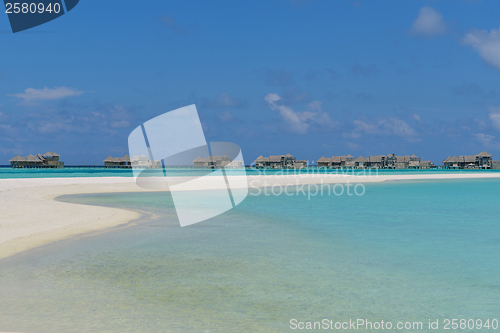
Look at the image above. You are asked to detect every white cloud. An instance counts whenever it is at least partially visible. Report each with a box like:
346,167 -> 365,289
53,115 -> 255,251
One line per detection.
379,118 -> 417,137
216,110 -> 236,123
346,142 -> 360,150
202,92 -> 244,108
489,108 -> 500,130
410,113 -> 422,122
474,133 -> 497,146
410,6 -> 446,37
111,120 -> 131,128
473,133 -> 500,149
0,124 -> 17,136
475,118 -> 487,130
8,87 -> 84,101
353,119 -> 377,134
463,27 -> 500,70
108,105 -> 133,120
264,93 -> 335,134
347,117 -> 418,141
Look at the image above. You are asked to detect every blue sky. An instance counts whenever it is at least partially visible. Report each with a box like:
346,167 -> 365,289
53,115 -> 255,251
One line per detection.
2,0 -> 500,165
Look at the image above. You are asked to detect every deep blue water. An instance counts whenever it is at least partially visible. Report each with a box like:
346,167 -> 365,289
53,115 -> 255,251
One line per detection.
0,178 -> 499,332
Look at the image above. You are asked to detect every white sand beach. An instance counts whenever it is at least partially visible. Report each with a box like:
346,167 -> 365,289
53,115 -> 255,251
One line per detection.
0,177 -> 145,260
1,172 -> 500,260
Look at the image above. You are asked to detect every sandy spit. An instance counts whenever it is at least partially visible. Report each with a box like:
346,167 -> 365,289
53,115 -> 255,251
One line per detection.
1,172 -> 500,260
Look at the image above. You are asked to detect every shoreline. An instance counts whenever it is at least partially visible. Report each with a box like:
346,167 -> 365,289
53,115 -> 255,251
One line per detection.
1,172 -> 500,260
0,177 -> 146,261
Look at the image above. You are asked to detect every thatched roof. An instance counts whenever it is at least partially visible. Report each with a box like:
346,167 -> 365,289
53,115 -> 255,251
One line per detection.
477,151 -> 492,157
103,156 -> 116,162
355,156 -> 368,162
369,155 -> 383,163
346,154 -> 354,159
24,154 -> 42,162
285,153 -> 293,157
104,155 -> 131,163
462,155 -> 476,163
9,155 -> 25,162
269,155 -> 282,162
43,152 -> 59,157
447,156 -> 460,163
317,156 -> 330,163
193,156 -> 206,162
254,155 -> 269,163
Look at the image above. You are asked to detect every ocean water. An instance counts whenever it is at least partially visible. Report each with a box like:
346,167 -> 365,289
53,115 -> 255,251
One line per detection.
0,179 -> 499,332
2,166 -> 500,179
0,167 -> 136,179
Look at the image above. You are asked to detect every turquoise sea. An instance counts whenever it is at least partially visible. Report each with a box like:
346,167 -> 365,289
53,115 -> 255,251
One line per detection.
0,174 -> 500,332
2,166 -> 500,179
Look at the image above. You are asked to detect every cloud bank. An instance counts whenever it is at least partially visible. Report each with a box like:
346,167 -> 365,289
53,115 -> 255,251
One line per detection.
346,117 -> 419,141
8,87 -> 84,101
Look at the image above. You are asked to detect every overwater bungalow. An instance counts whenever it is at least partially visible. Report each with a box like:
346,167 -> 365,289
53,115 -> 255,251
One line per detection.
477,151 -> 493,168
317,155 -> 355,168
395,156 -> 410,169
254,154 -> 307,169
103,155 -> 131,167
385,154 -> 396,168
317,155 -> 347,168
9,152 -> 64,168
193,155 -> 242,168
368,155 -> 384,168
355,156 -> 369,168
130,154 -> 161,168
42,152 -> 62,167
317,156 -> 331,167
316,153 -> 431,169
443,152 -> 494,169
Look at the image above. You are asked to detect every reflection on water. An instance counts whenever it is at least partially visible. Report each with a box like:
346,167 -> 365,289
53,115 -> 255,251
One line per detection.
0,179 -> 500,332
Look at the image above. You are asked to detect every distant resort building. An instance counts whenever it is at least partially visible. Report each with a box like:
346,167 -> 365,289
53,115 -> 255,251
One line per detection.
253,154 -> 307,169
6,150 -> 500,170
103,155 -> 131,167
9,152 -> 64,168
193,155 -> 243,168
316,154 -> 433,169
130,154 -> 161,169
442,152 -> 496,169
318,155 -> 355,168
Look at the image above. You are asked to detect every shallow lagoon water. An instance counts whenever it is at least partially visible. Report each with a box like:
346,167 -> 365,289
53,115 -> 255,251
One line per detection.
3,166 -> 500,179
0,179 -> 499,332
